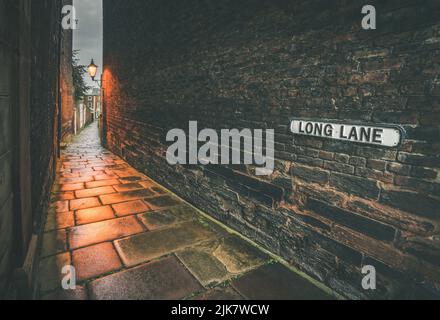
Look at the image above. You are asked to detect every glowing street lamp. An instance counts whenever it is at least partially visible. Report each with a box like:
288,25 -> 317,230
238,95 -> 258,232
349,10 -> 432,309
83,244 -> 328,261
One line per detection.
87,58 -> 98,81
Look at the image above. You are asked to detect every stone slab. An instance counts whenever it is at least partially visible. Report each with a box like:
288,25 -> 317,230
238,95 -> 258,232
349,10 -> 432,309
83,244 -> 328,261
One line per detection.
38,252 -> 71,294
112,199 -> 151,217
232,263 -> 334,300
44,211 -> 74,231
137,206 -> 196,230
89,256 -> 202,300
41,229 -> 67,258
72,242 -> 122,281
144,195 -> 183,210
114,221 -> 218,266
176,235 -> 269,286
69,216 -> 144,249
75,205 -> 115,225
176,249 -> 229,286
99,189 -> 155,205
69,197 -> 101,211
75,186 -> 116,199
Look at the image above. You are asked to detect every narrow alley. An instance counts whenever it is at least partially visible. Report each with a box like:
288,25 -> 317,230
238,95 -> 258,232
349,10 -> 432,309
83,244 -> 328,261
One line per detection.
37,122 -> 332,300
2,0 -> 439,302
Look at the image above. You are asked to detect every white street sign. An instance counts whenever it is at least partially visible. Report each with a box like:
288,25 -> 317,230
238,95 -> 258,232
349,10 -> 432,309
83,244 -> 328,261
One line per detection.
290,119 -> 403,147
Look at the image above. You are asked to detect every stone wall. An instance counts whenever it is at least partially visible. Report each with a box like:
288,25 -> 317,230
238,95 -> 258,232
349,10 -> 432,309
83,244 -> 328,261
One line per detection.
29,0 -> 63,234
0,0 -> 64,297
60,0 -> 75,144
103,0 -> 440,299
0,0 -> 21,296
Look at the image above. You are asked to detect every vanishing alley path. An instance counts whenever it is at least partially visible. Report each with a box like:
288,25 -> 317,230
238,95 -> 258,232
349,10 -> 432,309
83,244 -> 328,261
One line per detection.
36,121 -> 333,300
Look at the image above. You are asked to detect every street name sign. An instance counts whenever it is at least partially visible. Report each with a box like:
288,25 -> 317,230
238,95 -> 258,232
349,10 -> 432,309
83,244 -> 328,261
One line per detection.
290,119 -> 403,147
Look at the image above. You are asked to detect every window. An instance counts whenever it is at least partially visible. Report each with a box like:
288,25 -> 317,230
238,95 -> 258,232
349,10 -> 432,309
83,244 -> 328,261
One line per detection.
88,96 -> 92,101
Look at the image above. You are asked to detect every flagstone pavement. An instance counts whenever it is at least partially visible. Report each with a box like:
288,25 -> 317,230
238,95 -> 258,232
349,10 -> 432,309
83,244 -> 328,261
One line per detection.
36,121 -> 334,300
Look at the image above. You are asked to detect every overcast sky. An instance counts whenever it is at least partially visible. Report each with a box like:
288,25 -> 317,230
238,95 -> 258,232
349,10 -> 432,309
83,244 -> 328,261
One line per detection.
73,0 -> 103,88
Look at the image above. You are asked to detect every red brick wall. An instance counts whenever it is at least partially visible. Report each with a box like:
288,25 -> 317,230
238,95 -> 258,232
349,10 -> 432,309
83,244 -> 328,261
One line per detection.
60,0 -> 75,143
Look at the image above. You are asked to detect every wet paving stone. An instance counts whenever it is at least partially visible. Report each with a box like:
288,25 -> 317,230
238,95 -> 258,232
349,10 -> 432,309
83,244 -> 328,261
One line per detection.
69,197 -> 101,211
58,176 -> 94,184
52,191 -> 76,201
211,236 -> 269,274
137,206 -> 196,230
38,252 -> 71,294
113,170 -> 142,178
112,199 -> 151,217
139,180 -> 156,188
176,235 -> 269,286
75,186 -> 116,198
144,195 -> 182,210
75,205 -> 115,225
99,189 -> 155,205
85,179 -> 120,189
41,229 -> 67,258
94,173 -> 119,181
44,211 -> 74,231
50,200 -> 70,213
177,248 -> 229,286
72,242 -> 122,281
69,216 -> 144,249
113,182 -> 145,192
58,182 -> 85,192
151,186 -> 168,195
232,263 -> 334,300
89,256 -> 203,300
114,221 -> 218,266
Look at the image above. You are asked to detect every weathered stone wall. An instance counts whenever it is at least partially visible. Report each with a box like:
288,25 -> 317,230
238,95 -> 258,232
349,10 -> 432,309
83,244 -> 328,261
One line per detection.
29,0 -> 63,233
0,0 -> 21,296
103,0 -> 440,299
0,0 -> 64,297
60,0 -> 75,144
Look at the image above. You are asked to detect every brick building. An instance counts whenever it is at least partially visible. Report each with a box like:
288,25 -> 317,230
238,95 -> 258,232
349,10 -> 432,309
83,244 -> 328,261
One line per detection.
103,0 -> 440,299
0,0 -> 73,297
84,88 -> 102,121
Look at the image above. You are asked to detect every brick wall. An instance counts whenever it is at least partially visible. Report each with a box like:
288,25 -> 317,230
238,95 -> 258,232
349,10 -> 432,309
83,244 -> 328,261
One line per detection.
0,0 -> 64,297
0,0 -> 20,296
30,0 -> 63,232
103,0 -> 440,299
60,0 -> 75,144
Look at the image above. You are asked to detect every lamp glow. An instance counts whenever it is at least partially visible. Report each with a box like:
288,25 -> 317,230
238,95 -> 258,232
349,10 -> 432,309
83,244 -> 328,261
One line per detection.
87,59 -> 98,81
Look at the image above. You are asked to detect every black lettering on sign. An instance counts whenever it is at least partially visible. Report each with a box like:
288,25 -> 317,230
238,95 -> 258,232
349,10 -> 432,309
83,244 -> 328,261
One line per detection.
340,126 -> 347,139
290,119 -> 402,148
348,127 -> 358,141
373,128 -> 383,143
324,124 -> 333,136
360,127 -> 371,142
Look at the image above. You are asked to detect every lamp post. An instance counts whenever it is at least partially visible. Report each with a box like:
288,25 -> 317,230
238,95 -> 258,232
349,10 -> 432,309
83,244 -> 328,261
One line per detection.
87,58 -> 105,145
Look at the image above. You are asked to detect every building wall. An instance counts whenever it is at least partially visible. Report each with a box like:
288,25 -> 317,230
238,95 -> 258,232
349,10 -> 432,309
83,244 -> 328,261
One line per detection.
84,93 -> 102,120
0,0 -> 22,296
30,0 -> 63,245
60,0 -> 75,143
0,0 -> 65,297
103,0 -> 440,299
